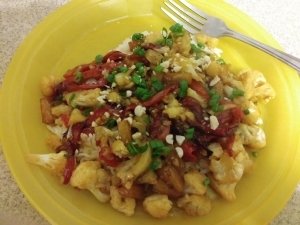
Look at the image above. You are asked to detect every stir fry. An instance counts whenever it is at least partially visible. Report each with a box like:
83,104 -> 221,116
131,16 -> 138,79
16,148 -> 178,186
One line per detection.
28,23 -> 275,218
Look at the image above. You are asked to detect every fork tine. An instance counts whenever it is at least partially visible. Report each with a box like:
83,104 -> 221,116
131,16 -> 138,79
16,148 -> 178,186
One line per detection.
161,7 -> 198,34
168,0 -> 206,24
178,0 -> 208,19
164,1 -> 204,32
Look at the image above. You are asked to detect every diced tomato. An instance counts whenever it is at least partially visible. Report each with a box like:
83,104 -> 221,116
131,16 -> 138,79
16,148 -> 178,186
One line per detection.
190,80 -> 209,100
63,156 -> 76,184
103,51 -> 126,63
181,140 -> 198,162
143,84 -> 178,107
99,146 -> 121,167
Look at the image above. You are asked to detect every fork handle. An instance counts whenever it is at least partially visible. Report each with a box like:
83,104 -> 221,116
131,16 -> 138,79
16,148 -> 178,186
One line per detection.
224,29 -> 300,73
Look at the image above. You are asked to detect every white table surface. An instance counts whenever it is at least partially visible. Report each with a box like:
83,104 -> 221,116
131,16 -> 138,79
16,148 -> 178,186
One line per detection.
0,0 -> 299,224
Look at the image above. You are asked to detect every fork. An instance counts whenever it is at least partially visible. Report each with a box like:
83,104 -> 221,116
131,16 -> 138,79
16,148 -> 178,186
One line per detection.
161,0 -> 300,73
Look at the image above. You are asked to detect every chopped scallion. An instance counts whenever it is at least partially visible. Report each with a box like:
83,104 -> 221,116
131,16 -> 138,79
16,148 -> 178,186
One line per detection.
230,87 -> 244,99
133,46 -> 145,56
203,177 -> 210,187
185,128 -> 195,140
154,64 -> 164,73
178,80 -> 188,98
74,71 -> 84,83
95,54 -> 103,64
105,118 -> 117,129
209,89 -> 223,112
149,158 -> 162,170
132,33 -> 144,41
127,142 -> 148,156
151,77 -> 164,92
170,23 -> 185,37
134,87 -> 152,100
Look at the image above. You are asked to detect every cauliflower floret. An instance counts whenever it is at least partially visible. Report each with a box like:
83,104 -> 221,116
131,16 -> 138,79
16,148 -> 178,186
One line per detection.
51,104 -> 72,117
77,133 -> 99,162
68,108 -> 86,126
209,153 -> 244,183
70,161 -> 110,203
45,133 -> 62,150
177,194 -> 211,216
184,170 -> 207,195
115,73 -> 134,89
239,70 -> 275,103
163,95 -> 195,121
137,170 -> 157,185
110,186 -> 136,216
207,143 -> 223,158
237,123 -> 266,149
143,194 -> 173,218
40,75 -> 61,97
107,91 -> 122,103
64,88 -> 100,107
26,151 -> 66,176
46,125 -> 67,139
209,177 -> 237,201
111,140 -> 129,158
242,101 -> 263,125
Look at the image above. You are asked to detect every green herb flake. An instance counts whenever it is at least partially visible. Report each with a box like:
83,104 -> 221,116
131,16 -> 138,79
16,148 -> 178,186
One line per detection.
197,42 -> 205,49
134,87 -> 152,100
95,54 -> 103,64
82,108 -> 93,117
178,80 -> 188,98
251,152 -> 258,158
133,46 -> 146,56
132,33 -> 145,41
209,89 -> 223,112
243,108 -> 250,115
74,71 -> 84,83
170,23 -> 185,37
151,77 -> 164,92
185,128 -> 195,140
127,142 -> 148,156
149,158 -> 162,170
203,177 -> 210,187
230,87 -> 244,99
216,58 -> 226,65
105,118 -> 117,129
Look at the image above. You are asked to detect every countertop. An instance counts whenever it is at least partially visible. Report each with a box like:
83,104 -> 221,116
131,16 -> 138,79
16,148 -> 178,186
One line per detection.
0,0 -> 299,224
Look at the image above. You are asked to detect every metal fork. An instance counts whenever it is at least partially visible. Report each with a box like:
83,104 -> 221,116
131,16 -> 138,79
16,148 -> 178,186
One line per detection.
161,0 -> 300,73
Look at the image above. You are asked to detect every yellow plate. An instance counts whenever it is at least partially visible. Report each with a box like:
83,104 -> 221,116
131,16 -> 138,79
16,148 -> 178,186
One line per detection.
1,0 -> 300,224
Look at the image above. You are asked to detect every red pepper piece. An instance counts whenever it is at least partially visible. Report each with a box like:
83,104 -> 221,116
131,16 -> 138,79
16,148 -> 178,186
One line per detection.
103,51 -> 126,63
99,146 -> 121,167
181,140 -> 198,162
190,80 -> 210,101
63,156 -> 76,184
143,84 -> 178,107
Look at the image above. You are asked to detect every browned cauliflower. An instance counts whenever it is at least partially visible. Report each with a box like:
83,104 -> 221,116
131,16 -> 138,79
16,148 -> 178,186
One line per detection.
143,194 -> 173,218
